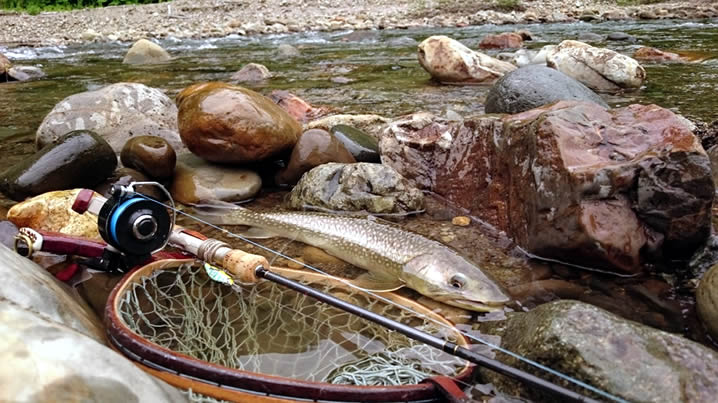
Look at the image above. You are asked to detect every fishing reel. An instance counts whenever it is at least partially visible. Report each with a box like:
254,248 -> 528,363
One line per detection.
71,182 -> 176,272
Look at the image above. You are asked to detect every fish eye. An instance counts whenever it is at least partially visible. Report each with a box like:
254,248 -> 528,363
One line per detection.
449,274 -> 467,289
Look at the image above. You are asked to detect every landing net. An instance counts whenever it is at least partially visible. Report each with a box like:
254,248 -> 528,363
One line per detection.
117,262 -> 466,386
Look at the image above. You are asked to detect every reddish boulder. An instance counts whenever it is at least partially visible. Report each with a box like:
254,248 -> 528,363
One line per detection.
633,47 -> 682,63
275,129 -> 355,185
176,82 -> 301,164
380,102 -> 713,274
479,32 -> 524,50
268,90 -> 327,123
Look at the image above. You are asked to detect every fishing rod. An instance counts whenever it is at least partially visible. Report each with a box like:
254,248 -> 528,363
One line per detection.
60,183 -> 609,402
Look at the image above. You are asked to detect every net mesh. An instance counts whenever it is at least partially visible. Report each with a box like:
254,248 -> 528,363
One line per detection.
118,262 -> 466,386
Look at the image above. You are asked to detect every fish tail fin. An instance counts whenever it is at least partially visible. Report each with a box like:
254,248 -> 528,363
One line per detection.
190,200 -> 255,226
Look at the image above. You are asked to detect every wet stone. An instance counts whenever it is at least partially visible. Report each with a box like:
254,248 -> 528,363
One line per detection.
330,124 -> 380,162
122,38 -> 171,65
95,167 -> 165,201
697,263 -> 718,340
288,162 -> 424,214
120,135 -> 177,179
276,43 -> 300,58
275,128 -> 356,186
230,63 -> 272,82
170,154 -> 262,204
0,130 -> 117,201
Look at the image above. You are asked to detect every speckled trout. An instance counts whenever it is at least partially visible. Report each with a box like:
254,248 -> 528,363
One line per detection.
195,205 -> 510,312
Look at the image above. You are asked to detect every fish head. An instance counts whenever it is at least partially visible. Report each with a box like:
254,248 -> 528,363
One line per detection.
402,250 -> 510,312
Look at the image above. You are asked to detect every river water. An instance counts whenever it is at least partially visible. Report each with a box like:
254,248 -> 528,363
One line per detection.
1,18 -> 718,346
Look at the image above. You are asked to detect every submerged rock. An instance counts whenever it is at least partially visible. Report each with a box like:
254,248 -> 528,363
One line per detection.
478,32 -> 524,49
485,65 -> 608,114
0,130 -> 117,201
330,124 -> 380,162
418,35 -> 516,84
0,243 -> 103,341
697,264 -> 718,340
230,63 -> 273,82
268,90 -> 326,123
547,40 -> 645,93
276,43 -> 300,58
275,129 -> 355,186
170,154 -> 262,204
120,135 -> 177,179
0,301 -> 187,402
633,46 -> 684,63
7,189 -> 103,240
177,82 -> 301,164
381,102 -> 712,273
122,38 -> 171,65
36,82 -> 182,153
288,162 -> 424,214
477,300 -> 718,402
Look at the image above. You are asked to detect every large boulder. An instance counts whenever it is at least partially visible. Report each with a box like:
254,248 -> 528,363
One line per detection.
417,35 -> 516,84
170,154 -> 262,204
0,130 -> 117,201
36,83 -> 182,153
477,300 -> 718,402
288,162 -> 424,214
485,65 -> 608,114
0,301 -> 187,402
176,82 -> 301,164
0,243 -> 103,341
380,102 -> 713,273
122,38 -> 171,65
547,40 -> 646,93
275,128 -> 356,186
7,189 -> 103,240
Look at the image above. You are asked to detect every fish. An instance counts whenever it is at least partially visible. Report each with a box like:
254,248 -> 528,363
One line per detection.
194,203 -> 510,312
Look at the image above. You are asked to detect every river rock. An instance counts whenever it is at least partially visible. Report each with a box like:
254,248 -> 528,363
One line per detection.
275,129 -> 355,186
120,135 -> 176,179
0,243 -> 103,341
7,65 -> 45,81
547,40 -> 646,93
418,35 -> 517,84
170,154 -> 262,204
330,125 -> 380,162
122,38 -> 171,65
288,162 -> 424,214
306,114 -> 389,140
177,82 -> 301,164
36,82 -> 182,153
380,102 -> 712,273
607,32 -> 635,41
276,43 -> 300,58
230,63 -> 272,82
478,32 -> 524,49
7,189 -> 103,240
485,65 -> 608,114
697,264 -> 718,340
0,130 -> 117,201
687,235 -> 718,279
633,47 -> 684,63
477,300 -> 718,402
577,32 -> 605,42
0,300 -> 187,403
0,52 -> 10,79
269,90 -> 326,123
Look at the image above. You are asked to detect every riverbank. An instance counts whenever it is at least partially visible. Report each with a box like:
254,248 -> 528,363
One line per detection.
1,0 -> 717,47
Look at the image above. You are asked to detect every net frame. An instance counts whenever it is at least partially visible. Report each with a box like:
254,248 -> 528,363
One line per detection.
106,258 -> 475,402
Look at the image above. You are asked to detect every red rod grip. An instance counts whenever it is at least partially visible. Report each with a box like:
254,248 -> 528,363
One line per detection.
38,230 -> 106,258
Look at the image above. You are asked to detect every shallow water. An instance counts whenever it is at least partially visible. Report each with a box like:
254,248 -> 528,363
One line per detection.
2,19 -> 718,347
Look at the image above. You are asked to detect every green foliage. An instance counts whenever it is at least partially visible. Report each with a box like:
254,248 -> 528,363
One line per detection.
0,0 -> 169,12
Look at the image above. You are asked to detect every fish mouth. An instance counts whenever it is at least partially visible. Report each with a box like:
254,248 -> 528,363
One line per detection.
448,299 -> 507,312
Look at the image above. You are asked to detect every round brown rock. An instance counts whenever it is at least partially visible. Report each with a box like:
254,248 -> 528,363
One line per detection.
120,136 -> 177,179
275,129 -> 356,185
177,82 -> 301,164
170,154 -> 262,204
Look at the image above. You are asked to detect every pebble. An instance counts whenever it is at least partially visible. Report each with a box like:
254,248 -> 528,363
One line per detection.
451,216 -> 471,226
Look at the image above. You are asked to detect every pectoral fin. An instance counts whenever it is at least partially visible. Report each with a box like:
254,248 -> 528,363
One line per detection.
349,271 -> 404,292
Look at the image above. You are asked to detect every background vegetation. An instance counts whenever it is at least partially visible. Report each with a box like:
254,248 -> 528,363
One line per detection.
0,0 -> 170,14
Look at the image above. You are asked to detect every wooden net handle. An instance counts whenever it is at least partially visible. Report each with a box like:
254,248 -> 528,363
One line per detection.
221,249 -> 269,284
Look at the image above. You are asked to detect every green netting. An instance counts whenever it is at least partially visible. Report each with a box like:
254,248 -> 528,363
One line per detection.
118,262 -> 466,386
